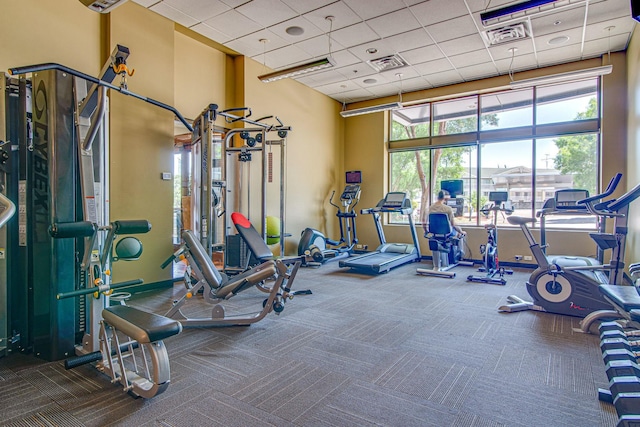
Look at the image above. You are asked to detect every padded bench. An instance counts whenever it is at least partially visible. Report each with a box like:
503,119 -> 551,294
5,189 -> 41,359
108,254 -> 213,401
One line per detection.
599,285 -> 640,312
102,305 -> 183,343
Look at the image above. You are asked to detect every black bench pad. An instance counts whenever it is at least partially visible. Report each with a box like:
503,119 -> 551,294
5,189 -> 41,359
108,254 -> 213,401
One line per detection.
102,305 -> 182,343
599,285 -> 640,312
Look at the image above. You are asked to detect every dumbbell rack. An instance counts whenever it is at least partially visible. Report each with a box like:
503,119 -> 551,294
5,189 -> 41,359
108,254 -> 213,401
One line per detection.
598,321 -> 640,426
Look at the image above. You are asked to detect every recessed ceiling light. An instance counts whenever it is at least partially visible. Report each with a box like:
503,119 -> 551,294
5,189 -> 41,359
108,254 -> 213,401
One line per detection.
548,35 -> 570,45
363,78 -> 377,84
366,48 -> 378,54
285,26 -> 304,36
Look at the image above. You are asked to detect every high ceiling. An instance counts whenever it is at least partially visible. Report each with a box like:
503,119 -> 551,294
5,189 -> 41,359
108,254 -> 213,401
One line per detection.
132,0 -> 636,103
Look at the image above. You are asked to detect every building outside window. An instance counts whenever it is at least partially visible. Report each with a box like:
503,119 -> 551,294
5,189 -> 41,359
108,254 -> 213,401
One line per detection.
389,77 -> 600,229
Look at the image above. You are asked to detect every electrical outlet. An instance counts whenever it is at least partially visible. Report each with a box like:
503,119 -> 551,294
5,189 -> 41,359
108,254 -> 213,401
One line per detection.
524,255 -> 533,261
514,255 -> 523,261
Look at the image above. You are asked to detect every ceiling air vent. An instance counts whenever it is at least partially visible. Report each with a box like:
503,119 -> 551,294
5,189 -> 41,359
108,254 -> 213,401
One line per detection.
366,54 -> 408,73
482,22 -> 530,46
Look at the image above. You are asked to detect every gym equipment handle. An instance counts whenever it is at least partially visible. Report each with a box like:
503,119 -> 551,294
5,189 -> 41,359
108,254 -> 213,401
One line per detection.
8,63 -> 193,132
114,220 -> 152,235
56,279 -> 143,300
64,341 -> 140,370
0,193 -> 16,229
161,254 -> 176,269
49,221 -> 95,238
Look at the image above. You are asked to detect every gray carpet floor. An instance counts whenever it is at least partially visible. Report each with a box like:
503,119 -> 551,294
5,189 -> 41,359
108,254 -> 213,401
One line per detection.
0,261 -> 619,426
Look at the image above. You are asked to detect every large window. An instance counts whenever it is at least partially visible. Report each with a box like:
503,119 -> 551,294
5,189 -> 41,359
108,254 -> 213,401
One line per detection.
389,78 -> 601,229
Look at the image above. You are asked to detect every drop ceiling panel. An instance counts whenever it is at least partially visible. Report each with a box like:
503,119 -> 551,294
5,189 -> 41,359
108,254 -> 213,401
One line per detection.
449,49 -> 494,68
150,3 -> 200,28
533,27 -> 584,52
583,33 -> 631,57
135,0 -> 635,104
331,87 -> 374,101
384,28 -> 435,53
296,35 -> 345,57
342,0 -> 407,20
426,15 -> 479,43
268,16 -> 325,43
401,45 -> 445,66
423,70 -> 464,87
330,48 -> 362,67
399,76 -> 433,92
163,0 -> 230,22
302,2 -> 362,31
587,0 -> 634,24
330,22 -> 381,48
529,7 -> 586,36
379,66 -> 420,81
262,45 -> 314,69
132,0 -> 157,7
536,43 -> 583,66
412,58 -> 455,75
280,0 -> 336,14
236,29 -> 288,56
488,40 -> 535,60
411,0 -> 470,26
190,22 -> 233,44
458,63 -> 499,81
367,8 -> 422,38
367,82 -> 403,97
236,0 -> 297,27
438,33 -> 486,57
203,9 -> 262,40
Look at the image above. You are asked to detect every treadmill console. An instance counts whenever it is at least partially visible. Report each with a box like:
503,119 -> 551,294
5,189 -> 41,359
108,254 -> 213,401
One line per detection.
555,189 -> 589,210
382,192 -> 411,210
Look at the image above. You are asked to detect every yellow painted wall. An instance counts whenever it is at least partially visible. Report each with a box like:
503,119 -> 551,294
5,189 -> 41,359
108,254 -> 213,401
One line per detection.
108,2 -> 175,284
344,57 -> 627,263
239,57 -> 344,254
0,0 -> 101,74
174,31 -> 228,119
627,25 -> 640,266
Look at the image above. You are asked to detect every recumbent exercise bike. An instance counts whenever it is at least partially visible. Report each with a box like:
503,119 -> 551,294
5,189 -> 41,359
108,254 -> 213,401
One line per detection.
417,212 -> 472,278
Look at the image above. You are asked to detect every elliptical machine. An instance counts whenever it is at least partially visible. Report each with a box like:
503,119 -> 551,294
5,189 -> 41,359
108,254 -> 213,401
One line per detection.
467,191 -> 514,285
500,174 -> 640,320
298,171 -> 361,264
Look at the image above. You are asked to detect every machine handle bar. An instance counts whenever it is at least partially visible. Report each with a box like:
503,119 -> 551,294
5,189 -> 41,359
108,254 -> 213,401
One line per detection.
56,279 -> 143,300
113,220 -> 151,235
49,221 -> 96,239
329,191 -> 339,209
161,254 -> 176,269
0,193 -> 16,229
8,63 -> 193,132
577,173 -> 622,205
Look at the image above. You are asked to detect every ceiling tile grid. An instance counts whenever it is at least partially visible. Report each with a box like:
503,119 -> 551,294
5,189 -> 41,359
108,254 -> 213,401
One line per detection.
133,0 -> 636,103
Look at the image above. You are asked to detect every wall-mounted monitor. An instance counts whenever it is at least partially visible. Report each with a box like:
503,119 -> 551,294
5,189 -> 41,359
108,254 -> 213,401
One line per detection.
441,179 -> 463,197
346,170 -> 362,184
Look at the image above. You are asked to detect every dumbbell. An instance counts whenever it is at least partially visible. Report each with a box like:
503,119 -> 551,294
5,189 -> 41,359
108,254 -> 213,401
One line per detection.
614,392 -> 640,420
599,376 -> 640,404
603,348 -> 639,365
601,338 -> 640,354
605,359 -> 640,382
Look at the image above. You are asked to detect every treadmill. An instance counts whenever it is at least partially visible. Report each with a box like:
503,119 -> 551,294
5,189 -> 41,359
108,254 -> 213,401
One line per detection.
338,192 -> 421,274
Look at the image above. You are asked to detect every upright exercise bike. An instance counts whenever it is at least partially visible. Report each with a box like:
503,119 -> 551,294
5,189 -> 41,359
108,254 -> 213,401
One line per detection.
467,191 -> 514,285
298,172 -> 361,264
500,175 -> 640,324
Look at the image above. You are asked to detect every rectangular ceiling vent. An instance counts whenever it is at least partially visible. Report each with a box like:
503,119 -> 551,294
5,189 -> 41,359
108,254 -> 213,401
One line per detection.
482,22 -> 530,46
366,54 -> 408,73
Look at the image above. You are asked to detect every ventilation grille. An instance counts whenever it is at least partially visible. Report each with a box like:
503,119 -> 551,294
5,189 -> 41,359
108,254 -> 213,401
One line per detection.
366,54 -> 408,73
482,22 -> 530,46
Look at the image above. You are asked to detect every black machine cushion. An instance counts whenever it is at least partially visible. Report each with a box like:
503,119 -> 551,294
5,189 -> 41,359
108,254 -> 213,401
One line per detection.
231,212 -> 275,262
599,285 -> 640,312
102,305 -> 182,343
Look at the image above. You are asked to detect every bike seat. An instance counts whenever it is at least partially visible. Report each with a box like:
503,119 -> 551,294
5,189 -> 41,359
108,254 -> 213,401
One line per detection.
507,216 -> 536,225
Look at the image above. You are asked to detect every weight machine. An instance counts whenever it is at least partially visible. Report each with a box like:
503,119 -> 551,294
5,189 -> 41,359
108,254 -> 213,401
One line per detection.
188,104 -> 291,272
7,45 -> 187,396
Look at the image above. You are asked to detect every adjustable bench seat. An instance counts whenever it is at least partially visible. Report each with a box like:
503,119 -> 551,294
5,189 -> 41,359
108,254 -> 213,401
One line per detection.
599,285 -> 640,312
217,260 -> 277,298
102,305 -> 182,343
